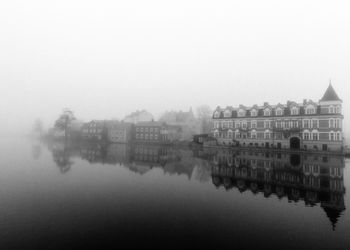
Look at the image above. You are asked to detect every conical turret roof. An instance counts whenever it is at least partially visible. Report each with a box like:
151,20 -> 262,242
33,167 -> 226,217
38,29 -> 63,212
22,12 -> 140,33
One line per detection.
320,83 -> 341,102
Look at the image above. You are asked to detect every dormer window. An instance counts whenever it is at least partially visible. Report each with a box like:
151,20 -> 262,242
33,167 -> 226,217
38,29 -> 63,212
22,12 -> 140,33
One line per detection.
305,106 -> 316,115
291,107 -> 299,115
224,110 -> 231,118
276,108 -> 283,116
264,109 -> 271,116
238,109 -> 246,117
214,111 -> 220,118
251,109 -> 257,116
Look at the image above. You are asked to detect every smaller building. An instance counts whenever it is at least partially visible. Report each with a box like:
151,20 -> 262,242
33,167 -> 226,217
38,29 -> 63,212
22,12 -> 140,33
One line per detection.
107,121 -> 133,143
81,120 -> 107,140
193,134 -> 210,144
134,121 -> 167,143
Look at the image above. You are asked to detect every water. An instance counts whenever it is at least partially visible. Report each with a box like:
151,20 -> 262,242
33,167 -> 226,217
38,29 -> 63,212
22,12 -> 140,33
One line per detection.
0,137 -> 349,249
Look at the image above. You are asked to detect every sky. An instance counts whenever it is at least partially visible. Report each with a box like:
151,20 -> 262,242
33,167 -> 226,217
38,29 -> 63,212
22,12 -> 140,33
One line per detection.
0,0 -> 349,139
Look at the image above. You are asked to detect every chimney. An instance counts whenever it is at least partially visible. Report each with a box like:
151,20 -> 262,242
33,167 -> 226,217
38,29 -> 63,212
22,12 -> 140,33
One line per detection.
264,102 -> 269,106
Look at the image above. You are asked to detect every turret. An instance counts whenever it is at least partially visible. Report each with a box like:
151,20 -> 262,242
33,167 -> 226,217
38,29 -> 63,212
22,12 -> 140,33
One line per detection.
319,82 -> 342,115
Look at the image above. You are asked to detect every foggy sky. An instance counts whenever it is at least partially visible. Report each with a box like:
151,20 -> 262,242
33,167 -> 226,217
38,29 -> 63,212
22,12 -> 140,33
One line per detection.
0,0 -> 349,140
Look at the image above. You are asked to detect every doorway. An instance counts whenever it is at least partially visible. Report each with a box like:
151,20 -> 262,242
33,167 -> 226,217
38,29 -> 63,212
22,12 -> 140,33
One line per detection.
290,137 -> 300,149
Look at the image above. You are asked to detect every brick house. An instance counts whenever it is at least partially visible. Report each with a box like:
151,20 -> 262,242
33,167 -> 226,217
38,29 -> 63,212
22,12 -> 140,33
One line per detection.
211,83 -> 343,152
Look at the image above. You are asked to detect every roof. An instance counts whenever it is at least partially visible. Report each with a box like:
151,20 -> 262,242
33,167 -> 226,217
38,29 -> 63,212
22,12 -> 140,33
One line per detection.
135,121 -> 166,127
320,84 -> 341,102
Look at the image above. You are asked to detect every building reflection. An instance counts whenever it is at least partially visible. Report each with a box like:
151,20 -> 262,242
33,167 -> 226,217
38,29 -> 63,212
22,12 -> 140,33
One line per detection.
45,141 -> 346,230
78,143 -> 209,180
209,148 -> 345,230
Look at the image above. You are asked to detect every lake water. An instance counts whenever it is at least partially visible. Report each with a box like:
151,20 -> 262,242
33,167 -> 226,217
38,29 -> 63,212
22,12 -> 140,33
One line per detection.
0,136 -> 349,249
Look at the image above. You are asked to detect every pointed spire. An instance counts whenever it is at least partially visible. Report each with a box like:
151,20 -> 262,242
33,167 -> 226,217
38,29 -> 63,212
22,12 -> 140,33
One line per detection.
320,82 -> 341,102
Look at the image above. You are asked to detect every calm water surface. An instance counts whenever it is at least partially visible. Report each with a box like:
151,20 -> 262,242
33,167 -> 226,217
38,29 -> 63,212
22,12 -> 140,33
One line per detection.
0,137 -> 349,249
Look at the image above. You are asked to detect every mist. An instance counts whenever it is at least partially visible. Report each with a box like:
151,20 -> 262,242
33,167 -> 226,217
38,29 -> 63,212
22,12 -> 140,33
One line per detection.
0,0 -> 349,139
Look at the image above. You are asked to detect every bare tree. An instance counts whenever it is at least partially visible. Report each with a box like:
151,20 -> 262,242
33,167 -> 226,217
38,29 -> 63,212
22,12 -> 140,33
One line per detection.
54,108 -> 76,140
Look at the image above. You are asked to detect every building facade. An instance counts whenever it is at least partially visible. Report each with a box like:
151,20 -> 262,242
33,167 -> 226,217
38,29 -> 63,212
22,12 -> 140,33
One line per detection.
134,121 -> 167,143
159,108 -> 201,140
107,121 -> 133,143
211,84 -> 343,152
81,120 -> 107,140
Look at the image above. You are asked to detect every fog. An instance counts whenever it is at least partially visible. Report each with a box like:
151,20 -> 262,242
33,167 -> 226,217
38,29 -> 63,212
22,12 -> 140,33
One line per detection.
0,0 -> 349,140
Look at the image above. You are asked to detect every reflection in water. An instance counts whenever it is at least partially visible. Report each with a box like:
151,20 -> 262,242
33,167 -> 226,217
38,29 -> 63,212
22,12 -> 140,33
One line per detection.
208,148 -> 345,230
48,142 -> 76,173
45,141 -> 346,231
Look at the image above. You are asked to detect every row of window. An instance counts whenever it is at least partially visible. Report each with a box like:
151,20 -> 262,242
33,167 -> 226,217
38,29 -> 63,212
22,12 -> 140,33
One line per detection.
215,105 -> 341,118
214,131 -> 342,141
136,133 -> 159,140
135,127 -> 160,133
214,118 -> 342,130
83,129 -> 102,134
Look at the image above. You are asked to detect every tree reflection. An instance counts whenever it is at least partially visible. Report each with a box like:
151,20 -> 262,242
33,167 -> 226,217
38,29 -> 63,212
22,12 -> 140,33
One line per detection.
51,142 -> 74,174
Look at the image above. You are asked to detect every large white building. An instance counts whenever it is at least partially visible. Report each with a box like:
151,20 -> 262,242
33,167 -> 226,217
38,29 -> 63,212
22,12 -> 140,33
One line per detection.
211,84 -> 343,152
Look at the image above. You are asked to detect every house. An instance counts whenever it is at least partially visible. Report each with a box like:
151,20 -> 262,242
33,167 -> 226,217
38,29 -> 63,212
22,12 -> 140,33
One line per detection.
81,120 -> 107,140
134,121 -> 167,143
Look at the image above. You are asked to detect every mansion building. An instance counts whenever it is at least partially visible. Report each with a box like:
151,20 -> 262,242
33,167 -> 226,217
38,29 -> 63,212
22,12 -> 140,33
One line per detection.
212,84 -> 343,152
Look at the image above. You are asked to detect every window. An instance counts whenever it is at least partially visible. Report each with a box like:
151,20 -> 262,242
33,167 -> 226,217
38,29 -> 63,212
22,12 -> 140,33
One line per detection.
213,122 -> 218,129
336,132 -> 341,141
238,109 -> 245,117
224,110 -> 231,118
303,120 -> 310,128
312,132 -> 318,141
312,119 -> 318,128
235,122 -> 240,128
229,121 -> 234,128
306,107 -> 316,114
228,131 -> 233,139
303,132 -> 310,140
251,131 -> 257,139
336,106 -> 341,113
264,109 -> 271,116
265,132 -> 271,139
276,108 -> 283,116
330,132 -> 334,141
214,111 -> 220,118
329,106 -> 335,113
242,121 -> 247,129
335,119 -> 341,128
251,109 -> 257,116
291,121 -> 299,128
291,107 -> 299,115
251,121 -> 257,129
264,121 -> 270,128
